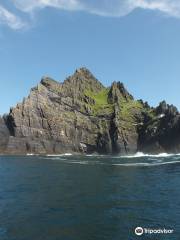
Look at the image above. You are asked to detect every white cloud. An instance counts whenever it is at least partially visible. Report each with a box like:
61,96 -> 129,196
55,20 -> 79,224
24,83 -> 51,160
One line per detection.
0,5 -> 25,29
133,0 -> 180,17
2,0 -> 180,30
12,0 -> 82,12
11,0 -> 180,18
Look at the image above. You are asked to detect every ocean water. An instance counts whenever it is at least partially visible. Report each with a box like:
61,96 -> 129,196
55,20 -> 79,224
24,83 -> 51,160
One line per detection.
0,153 -> 180,240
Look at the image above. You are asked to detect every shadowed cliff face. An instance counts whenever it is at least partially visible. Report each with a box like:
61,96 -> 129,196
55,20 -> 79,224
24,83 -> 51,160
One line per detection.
138,101 -> 180,153
0,67 -> 180,155
0,116 -> 9,152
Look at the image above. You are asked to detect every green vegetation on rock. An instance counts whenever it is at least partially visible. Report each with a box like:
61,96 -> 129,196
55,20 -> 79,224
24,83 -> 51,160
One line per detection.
118,98 -> 144,129
84,88 -> 114,116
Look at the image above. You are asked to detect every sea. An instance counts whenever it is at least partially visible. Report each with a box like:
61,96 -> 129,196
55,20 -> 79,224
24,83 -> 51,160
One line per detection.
0,153 -> 180,240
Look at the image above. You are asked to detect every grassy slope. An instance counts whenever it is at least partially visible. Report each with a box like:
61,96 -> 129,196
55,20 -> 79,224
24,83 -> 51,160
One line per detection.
84,88 -> 114,116
84,88 -> 156,132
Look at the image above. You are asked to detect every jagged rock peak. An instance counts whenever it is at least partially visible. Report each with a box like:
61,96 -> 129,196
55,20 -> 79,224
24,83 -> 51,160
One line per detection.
75,67 -> 95,77
156,100 -> 179,116
108,81 -> 133,103
63,67 -> 105,92
40,76 -> 61,88
156,101 -> 168,114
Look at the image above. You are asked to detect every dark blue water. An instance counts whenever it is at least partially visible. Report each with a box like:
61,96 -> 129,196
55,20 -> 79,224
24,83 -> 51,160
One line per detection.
0,153 -> 180,240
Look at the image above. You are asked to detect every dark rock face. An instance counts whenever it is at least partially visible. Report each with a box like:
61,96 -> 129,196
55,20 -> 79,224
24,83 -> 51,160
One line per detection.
0,67 -> 180,155
0,116 -> 10,152
138,102 -> 180,153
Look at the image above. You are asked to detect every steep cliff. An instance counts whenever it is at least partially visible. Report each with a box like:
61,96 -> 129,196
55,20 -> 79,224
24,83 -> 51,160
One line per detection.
138,101 -> 180,153
1,68 -> 180,155
0,116 -> 9,152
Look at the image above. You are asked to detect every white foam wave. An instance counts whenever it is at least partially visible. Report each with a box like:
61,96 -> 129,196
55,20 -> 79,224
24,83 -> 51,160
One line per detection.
120,152 -> 180,158
50,157 -> 67,161
110,160 -> 180,167
50,159 -> 180,167
47,153 -> 73,157
112,161 -> 177,167
86,154 -> 100,157
46,152 -> 180,159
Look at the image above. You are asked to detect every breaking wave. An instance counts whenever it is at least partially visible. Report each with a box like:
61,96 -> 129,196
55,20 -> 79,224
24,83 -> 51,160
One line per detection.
47,152 -> 180,168
25,151 -> 180,168
49,159 -> 180,167
84,152 -> 180,159
119,152 -> 180,158
47,153 -> 73,157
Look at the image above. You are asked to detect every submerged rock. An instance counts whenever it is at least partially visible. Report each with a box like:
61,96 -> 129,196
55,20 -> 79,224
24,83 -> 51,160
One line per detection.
0,67 -> 180,155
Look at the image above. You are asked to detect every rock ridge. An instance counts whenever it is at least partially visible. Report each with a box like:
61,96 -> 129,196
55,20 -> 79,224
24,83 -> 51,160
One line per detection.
0,68 -> 180,155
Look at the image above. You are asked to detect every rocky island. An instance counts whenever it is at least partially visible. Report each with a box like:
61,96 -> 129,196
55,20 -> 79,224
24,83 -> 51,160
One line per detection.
0,67 -> 180,155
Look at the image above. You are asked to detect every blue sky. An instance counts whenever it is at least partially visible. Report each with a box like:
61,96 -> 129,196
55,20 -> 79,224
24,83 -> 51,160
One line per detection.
1,0 -> 180,114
